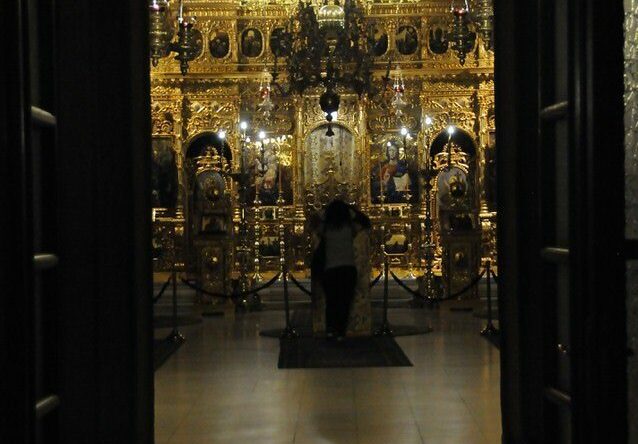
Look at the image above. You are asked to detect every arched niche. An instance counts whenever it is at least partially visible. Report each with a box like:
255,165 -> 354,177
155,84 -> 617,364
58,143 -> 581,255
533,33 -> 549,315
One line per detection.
429,128 -> 477,157
184,132 -> 233,236
428,127 -> 479,233
185,131 -> 232,163
303,124 -> 358,206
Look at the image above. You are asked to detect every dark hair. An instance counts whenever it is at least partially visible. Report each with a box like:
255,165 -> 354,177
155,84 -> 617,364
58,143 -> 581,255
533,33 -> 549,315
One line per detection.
324,199 -> 351,229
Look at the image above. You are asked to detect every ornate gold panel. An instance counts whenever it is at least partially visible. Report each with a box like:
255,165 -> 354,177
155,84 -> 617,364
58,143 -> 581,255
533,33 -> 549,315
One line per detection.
150,0 -> 496,294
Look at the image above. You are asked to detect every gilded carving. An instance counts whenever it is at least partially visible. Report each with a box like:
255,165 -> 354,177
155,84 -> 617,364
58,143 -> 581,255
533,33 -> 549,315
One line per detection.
151,101 -> 180,135
149,0 -> 496,296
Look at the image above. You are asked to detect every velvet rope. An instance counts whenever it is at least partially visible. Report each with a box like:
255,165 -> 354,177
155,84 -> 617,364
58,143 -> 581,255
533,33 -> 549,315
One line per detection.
153,275 -> 173,304
287,271 -> 382,294
288,273 -> 312,296
369,272 -> 383,288
389,268 -> 487,302
445,268 -> 487,300
179,272 -> 281,299
389,271 -> 422,298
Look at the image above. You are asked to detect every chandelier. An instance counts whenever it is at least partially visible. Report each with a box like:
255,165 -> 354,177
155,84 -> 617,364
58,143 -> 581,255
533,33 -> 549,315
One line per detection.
149,0 -> 202,75
448,0 -> 493,65
269,0 -> 383,129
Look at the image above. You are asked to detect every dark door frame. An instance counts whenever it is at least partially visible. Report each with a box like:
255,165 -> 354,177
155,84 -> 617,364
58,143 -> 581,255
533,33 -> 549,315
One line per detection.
53,0 -> 154,441
2,0 -> 154,442
495,1 -> 627,442
1,0 -> 36,441
4,0 -> 629,442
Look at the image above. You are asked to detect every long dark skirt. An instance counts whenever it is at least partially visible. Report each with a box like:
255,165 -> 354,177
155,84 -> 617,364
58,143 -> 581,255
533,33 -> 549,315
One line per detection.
322,266 -> 358,337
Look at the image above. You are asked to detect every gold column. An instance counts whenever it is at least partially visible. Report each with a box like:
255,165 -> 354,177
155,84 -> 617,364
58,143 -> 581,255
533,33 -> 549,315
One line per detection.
476,82 -> 494,213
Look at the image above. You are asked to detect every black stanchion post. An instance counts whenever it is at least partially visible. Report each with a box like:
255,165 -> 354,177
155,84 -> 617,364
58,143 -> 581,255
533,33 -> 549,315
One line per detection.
481,260 -> 499,336
168,269 -> 185,343
280,264 -> 298,339
374,256 -> 393,337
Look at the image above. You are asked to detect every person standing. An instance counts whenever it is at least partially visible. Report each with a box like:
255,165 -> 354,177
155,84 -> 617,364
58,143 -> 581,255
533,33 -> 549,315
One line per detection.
315,200 -> 371,341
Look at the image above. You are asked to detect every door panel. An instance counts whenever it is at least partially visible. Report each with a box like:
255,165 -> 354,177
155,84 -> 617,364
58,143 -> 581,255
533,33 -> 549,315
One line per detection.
624,1 -> 638,441
495,0 -> 627,442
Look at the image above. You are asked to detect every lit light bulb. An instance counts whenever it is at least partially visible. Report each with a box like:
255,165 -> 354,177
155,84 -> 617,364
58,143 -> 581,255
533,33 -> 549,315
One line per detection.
240,121 -> 248,131
387,141 -> 392,147
400,127 -> 409,136
258,130 -> 266,140
218,130 -> 226,139
330,111 -> 338,121
447,125 -> 456,135
425,116 -> 433,126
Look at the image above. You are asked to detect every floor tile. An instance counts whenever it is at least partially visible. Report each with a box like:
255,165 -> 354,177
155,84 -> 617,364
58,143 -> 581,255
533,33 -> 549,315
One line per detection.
155,307 -> 502,443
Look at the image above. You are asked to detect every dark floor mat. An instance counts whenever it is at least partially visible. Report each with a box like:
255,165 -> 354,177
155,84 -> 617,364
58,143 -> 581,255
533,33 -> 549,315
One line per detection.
278,336 -> 412,368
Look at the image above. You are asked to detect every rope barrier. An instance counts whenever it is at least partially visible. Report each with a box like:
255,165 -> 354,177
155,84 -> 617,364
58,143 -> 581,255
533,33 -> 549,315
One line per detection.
288,273 -> 312,296
389,271 -> 420,298
446,269 -> 486,300
179,272 -> 281,300
369,272 -> 382,288
389,268 -> 487,302
179,278 -> 232,299
490,269 -> 498,284
153,275 -> 172,304
280,270 -> 384,295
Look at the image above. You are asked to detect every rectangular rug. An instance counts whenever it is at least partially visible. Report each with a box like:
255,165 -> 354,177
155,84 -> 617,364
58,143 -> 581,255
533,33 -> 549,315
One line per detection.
278,336 -> 413,369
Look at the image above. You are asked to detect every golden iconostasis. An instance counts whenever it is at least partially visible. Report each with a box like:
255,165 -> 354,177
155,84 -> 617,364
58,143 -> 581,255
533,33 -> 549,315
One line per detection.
150,0 -> 496,300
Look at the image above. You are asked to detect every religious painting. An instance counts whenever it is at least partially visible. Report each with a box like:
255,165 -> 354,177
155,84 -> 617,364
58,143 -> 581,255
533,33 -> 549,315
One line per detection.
259,236 -> 281,258
436,166 -> 476,233
151,138 -> 178,209
437,166 -> 469,211
370,135 -> 418,204
428,22 -> 449,55
270,27 -> 291,57
396,25 -> 419,55
185,29 -> 204,60
371,25 -> 388,57
241,28 -> 263,58
303,125 -> 358,204
209,30 -> 230,59
242,135 -> 293,206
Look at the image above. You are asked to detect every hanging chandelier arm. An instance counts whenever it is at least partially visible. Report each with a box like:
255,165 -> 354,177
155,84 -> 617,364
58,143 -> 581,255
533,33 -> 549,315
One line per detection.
381,56 -> 394,89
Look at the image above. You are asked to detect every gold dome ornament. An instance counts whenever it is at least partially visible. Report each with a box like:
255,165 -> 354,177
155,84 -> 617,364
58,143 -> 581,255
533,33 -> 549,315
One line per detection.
317,1 -> 345,31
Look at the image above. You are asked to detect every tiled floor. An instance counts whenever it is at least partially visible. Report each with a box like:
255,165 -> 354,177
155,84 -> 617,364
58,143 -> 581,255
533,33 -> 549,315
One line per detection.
154,307 -> 502,444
